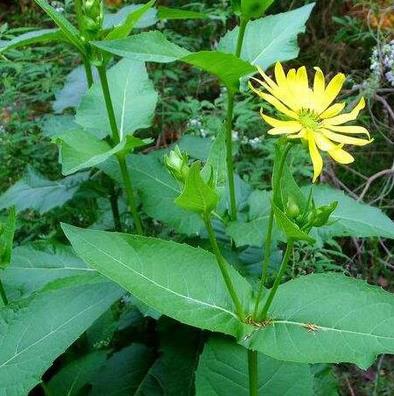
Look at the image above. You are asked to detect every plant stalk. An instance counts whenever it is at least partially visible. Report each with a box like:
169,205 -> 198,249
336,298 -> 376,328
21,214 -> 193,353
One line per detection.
259,239 -> 294,320
248,349 -> 258,396
224,16 -> 249,221
83,57 -> 94,88
0,279 -> 8,306
253,144 -> 292,317
204,215 -> 245,321
97,65 -> 143,234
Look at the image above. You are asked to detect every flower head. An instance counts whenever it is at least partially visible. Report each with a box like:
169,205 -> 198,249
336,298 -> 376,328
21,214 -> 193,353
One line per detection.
250,62 -> 373,182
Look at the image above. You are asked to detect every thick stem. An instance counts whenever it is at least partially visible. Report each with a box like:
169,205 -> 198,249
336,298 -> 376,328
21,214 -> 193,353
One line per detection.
259,239 -> 294,320
253,144 -> 292,317
225,92 -> 237,221
224,17 -> 249,221
109,183 -> 122,232
118,156 -> 143,235
204,216 -> 245,320
248,349 -> 258,396
97,65 -> 143,234
0,279 -> 8,306
83,57 -> 94,88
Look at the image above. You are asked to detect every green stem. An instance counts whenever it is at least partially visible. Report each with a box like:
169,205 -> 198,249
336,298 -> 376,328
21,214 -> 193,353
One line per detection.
248,349 -> 258,396
204,215 -> 245,320
225,92 -> 237,221
259,239 -> 294,320
118,156 -> 143,235
109,183 -> 122,232
224,17 -> 250,221
97,64 -> 143,234
0,279 -> 8,306
83,57 -> 94,88
253,143 -> 292,318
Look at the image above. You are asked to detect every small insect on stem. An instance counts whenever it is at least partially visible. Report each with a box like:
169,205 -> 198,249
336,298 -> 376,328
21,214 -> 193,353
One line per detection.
304,322 -> 319,332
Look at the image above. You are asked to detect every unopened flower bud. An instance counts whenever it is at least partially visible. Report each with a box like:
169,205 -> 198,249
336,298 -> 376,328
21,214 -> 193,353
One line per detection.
164,146 -> 190,183
285,196 -> 300,219
312,201 -> 338,227
81,0 -> 103,37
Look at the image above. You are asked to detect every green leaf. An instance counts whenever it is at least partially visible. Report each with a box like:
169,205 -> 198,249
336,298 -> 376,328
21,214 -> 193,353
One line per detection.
0,29 -> 63,54
0,167 -> 88,214
90,344 -> 155,395
2,242 -> 91,301
218,4 -> 315,69
242,273 -> 394,369
62,224 -> 252,336
182,51 -> 256,93
53,65 -> 97,114
158,6 -> 209,20
100,153 -> 204,235
94,30 -> 191,63
47,351 -> 108,396
0,275 -> 122,395
240,0 -> 274,19
196,336 -> 314,395
76,59 -> 158,139
0,207 -> 16,269
103,4 -> 158,30
175,162 -> 219,215
55,129 -> 147,175
33,0 -> 85,54
306,186 -> 394,239
41,114 -> 79,137
92,31 -> 255,92
312,364 -> 339,396
202,127 -> 227,187
105,0 -> 156,41
272,203 -> 315,243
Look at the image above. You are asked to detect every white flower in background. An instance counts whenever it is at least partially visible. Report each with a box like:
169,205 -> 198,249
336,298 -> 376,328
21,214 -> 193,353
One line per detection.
370,40 -> 394,86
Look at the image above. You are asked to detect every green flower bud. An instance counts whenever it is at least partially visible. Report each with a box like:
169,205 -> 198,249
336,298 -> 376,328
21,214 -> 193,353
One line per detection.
241,0 -> 274,18
164,146 -> 190,183
285,196 -> 300,219
81,0 -> 103,37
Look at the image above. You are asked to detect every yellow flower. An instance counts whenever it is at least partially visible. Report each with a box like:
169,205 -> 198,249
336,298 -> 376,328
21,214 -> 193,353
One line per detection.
250,62 -> 373,182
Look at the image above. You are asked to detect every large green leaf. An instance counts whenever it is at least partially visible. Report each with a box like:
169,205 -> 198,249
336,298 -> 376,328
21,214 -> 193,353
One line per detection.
0,29 -> 63,53
76,59 -> 158,139
2,243 -> 91,301
0,207 -> 16,269
94,30 -> 190,62
93,31 -> 255,92
0,275 -> 122,396
55,129 -> 146,175
100,153 -> 204,235
62,224 -> 252,336
218,4 -> 315,69
103,4 -> 158,30
53,65 -> 98,114
242,273 -> 394,369
308,185 -> 394,239
158,6 -> 209,20
196,336 -> 314,395
47,351 -> 108,396
90,344 -> 155,395
0,167 -> 88,214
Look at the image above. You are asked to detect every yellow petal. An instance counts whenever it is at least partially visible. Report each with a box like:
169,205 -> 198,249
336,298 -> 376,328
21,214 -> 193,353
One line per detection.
257,65 -> 278,90
296,66 -> 308,90
328,145 -> 354,164
314,133 -> 336,152
323,124 -> 370,139
260,111 -> 302,130
287,68 -> 296,82
249,83 -> 298,119
313,67 -> 325,96
267,125 -> 303,135
274,62 -> 287,88
320,129 -> 373,146
319,102 -> 346,119
319,72 -> 346,112
307,132 -> 323,182
321,97 -> 365,126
